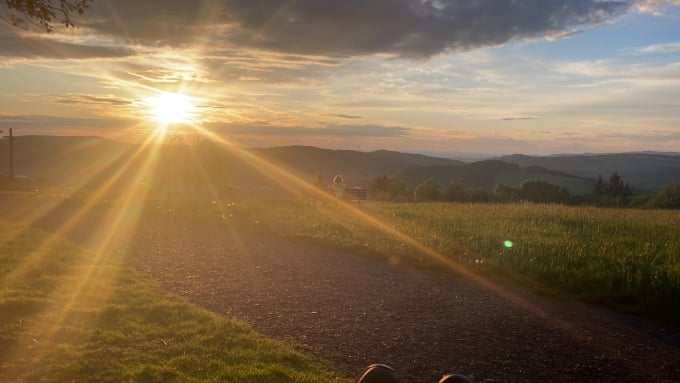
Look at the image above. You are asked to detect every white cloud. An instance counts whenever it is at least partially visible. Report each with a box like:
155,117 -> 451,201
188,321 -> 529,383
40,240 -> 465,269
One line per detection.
634,0 -> 680,14
634,42 -> 680,54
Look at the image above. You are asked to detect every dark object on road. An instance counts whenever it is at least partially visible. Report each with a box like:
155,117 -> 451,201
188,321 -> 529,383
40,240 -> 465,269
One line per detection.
356,364 -> 399,383
438,373 -> 474,383
356,364 -> 473,383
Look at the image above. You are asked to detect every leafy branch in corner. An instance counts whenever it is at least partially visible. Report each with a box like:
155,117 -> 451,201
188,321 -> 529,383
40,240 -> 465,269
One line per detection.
0,0 -> 93,32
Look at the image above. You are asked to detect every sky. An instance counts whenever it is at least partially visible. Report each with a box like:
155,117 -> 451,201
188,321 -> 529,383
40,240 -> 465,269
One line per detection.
1,0 -> 679,155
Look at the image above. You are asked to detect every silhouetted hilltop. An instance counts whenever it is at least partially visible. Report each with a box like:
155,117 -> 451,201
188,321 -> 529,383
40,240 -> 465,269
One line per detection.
2,135 -> 677,196
499,153 -> 680,193
251,145 -> 462,185
399,160 -> 594,194
0,135 -> 132,184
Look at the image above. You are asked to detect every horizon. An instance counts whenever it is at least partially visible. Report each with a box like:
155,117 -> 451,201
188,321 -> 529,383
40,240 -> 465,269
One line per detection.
1,1 -> 679,155
5,133 -> 680,161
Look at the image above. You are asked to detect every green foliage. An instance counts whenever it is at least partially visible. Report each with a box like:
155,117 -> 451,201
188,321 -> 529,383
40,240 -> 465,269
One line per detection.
588,172 -> 633,207
594,175 -> 605,196
493,183 -> 520,202
0,0 -> 93,32
413,178 -> 441,202
444,179 -> 466,201
0,221 -> 346,383
648,182 -> 680,209
370,176 -> 411,202
518,180 -> 570,203
607,172 -> 632,198
225,199 -> 680,322
627,194 -> 654,208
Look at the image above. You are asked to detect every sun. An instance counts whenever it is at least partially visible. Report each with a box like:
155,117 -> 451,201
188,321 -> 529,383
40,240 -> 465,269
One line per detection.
146,92 -> 195,124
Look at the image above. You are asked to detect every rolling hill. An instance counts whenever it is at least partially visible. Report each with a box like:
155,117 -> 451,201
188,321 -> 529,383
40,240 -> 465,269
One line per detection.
1,135 -> 676,196
398,160 -> 595,195
498,153 -> 680,193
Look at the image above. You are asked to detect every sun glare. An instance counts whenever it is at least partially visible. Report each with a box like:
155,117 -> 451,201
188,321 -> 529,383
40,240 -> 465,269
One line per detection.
146,92 -> 195,124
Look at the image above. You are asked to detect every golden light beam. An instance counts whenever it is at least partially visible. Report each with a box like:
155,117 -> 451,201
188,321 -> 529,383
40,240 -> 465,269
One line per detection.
0,130 -> 165,373
178,122 -> 675,380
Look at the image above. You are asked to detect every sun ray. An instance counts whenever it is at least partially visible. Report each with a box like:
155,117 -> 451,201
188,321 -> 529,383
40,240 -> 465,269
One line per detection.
180,122 -> 629,344
0,130 -> 166,373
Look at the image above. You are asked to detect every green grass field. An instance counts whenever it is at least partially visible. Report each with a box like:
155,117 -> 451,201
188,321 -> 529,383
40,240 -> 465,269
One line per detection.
3,192 -> 678,382
0,220 -> 346,383
211,199 -> 680,321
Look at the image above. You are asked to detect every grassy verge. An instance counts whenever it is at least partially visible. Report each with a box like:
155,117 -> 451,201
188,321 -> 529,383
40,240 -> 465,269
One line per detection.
0,220 -> 347,383
207,199 -> 680,321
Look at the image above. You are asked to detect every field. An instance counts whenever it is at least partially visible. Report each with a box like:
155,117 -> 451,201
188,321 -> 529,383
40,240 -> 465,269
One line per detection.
205,199 -> 680,321
0,219 -> 346,383
2,192 -> 680,382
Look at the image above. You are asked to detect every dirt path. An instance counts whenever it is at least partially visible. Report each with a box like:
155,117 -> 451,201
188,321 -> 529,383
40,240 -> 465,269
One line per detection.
122,221 -> 680,383
3,199 -> 680,382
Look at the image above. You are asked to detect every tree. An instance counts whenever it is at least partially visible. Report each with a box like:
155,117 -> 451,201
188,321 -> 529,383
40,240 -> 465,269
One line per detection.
607,172 -> 626,197
593,175 -> 605,196
444,179 -> 466,202
1,0 -> 92,32
370,175 -> 411,201
413,179 -> 441,202
518,180 -> 570,203
370,175 -> 391,199
649,182 -> 680,209
493,183 -> 519,202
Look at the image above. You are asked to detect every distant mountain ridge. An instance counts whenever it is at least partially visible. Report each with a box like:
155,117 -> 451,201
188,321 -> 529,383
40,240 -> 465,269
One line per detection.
1,135 -> 677,194
398,160 -> 595,195
498,153 -> 680,193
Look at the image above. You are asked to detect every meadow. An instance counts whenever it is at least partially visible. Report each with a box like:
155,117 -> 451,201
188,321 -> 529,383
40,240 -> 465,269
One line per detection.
3,191 -> 679,381
208,199 -> 680,321
0,219 -> 346,383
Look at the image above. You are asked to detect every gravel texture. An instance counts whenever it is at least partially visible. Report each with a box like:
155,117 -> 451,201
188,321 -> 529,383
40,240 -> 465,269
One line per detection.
3,199 -> 680,383
123,220 -> 680,383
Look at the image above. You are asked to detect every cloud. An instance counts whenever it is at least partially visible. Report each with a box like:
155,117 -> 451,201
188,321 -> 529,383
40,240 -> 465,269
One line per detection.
0,28 -> 135,61
633,42 -> 680,54
45,94 -> 133,106
80,0 -> 633,58
206,123 -> 410,138
594,130 -> 680,143
633,0 -> 680,13
332,114 -> 363,119
0,114 -> 133,130
501,116 -> 540,121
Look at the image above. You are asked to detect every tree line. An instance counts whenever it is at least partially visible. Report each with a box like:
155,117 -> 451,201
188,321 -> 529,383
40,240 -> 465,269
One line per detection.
370,173 -> 680,209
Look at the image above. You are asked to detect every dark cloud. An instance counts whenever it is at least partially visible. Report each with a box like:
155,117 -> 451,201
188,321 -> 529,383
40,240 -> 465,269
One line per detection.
45,94 -> 132,106
82,0 -> 633,58
501,116 -> 540,120
206,123 -> 409,137
0,114 -> 133,130
332,114 -> 363,119
0,28 -> 135,60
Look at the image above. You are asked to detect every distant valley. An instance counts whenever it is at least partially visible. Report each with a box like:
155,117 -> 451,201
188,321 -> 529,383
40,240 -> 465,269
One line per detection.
1,135 -> 678,195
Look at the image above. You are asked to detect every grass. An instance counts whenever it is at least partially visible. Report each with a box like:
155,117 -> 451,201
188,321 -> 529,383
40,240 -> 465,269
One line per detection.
204,199 -> 680,322
0,219 -> 347,383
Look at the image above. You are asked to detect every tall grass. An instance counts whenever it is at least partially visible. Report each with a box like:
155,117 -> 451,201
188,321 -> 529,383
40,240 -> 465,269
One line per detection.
0,220 -> 346,382
212,200 -> 680,321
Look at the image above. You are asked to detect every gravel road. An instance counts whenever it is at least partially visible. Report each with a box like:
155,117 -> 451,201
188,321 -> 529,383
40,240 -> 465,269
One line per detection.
122,220 -> 680,383
3,198 -> 680,383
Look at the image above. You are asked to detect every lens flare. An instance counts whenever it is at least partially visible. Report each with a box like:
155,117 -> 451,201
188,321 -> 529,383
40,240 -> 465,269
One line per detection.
504,240 -> 514,248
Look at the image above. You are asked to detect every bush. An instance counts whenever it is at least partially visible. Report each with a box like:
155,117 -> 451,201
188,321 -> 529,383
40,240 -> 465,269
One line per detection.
414,179 -> 441,202
518,180 -> 570,203
648,182 -> 680,209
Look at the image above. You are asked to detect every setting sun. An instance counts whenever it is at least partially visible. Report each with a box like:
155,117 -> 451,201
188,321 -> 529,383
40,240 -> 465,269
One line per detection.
146,92 -> 195,124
